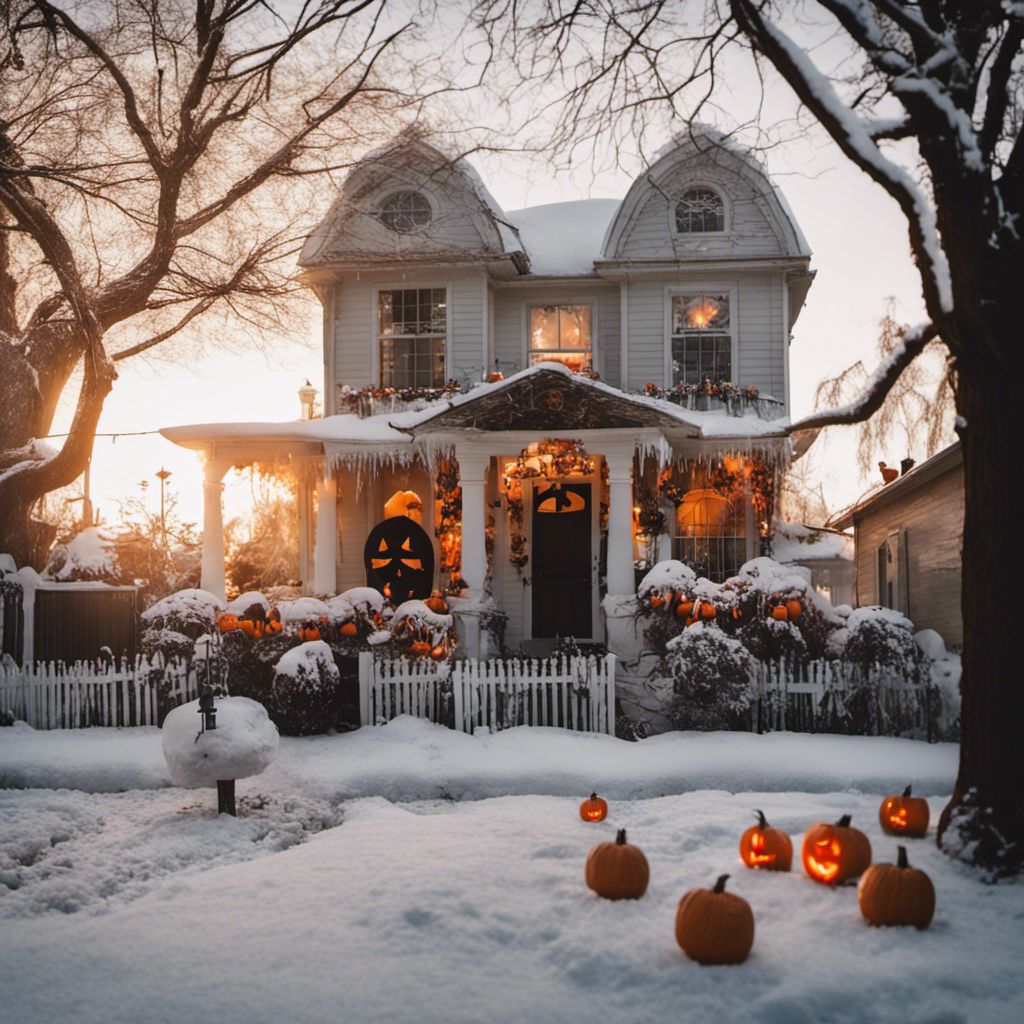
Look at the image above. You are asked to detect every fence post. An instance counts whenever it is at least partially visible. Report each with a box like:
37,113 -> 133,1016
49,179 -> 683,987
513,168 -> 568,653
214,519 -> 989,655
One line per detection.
358,651 -> 372,727
452,661 -> 465,733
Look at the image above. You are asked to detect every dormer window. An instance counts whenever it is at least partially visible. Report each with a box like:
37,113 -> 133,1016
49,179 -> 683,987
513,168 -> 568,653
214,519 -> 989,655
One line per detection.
379,191 -> 432,233
675,188 -> 725,233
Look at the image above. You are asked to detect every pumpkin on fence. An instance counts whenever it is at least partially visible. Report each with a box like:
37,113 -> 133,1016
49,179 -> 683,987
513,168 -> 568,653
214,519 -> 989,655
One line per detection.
739,810 -> 792,871
579,792 -> 608,822
675,874 -> 755,965
858,846 -> 935,929
879,785 -> 930,838
339,622 -> 358,638
585,828 -> 649,900
802,814 -> 872,885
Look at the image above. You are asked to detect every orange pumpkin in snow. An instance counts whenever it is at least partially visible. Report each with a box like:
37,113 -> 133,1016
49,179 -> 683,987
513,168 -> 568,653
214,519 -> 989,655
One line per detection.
579,792 -> 608,822
771,605 -> 789,622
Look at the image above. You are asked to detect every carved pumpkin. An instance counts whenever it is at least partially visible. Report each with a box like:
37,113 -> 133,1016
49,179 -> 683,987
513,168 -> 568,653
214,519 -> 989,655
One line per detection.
879,785 -> 930,838
675,599 -> 694,619
579,792 -> 608,822
771,605 -> 789,621
858,846 -> 935,929
424,591 -> 449,614
701,603 -> 717,620
217,613 -> 240,633
802,815 -> 872,885
785,599 -> 802,621
339,622 -> 358,638
739,810 -> 792,871
363,514 -> 435,602
675,874 -> 755,965
585,828 -> 649,900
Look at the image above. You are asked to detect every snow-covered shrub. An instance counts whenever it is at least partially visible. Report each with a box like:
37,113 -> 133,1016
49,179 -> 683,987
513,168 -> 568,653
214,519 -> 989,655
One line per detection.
266,641 -> 342,736
162,696 -> 278,787
737,616 -> 809,663
638,560 -> 697,604
45,527 -> 117,581
843,607 -> 921,673
141,588 -> 225,661
915,629 -> 961,740
666,623 -> 755,730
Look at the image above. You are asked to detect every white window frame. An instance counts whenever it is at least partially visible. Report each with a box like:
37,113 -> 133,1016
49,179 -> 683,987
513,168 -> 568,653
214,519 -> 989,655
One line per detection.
374,188 -> 438,236
669,183 -> 731,238
522,300 -> 599,377
371,283 -> 452,387
663,282 -> 739,388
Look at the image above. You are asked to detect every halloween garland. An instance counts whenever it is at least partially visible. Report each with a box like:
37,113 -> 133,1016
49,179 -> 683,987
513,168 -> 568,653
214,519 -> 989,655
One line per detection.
434,456 -> 464,593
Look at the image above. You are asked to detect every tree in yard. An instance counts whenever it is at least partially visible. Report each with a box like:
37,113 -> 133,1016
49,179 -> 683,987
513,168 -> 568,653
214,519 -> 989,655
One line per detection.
0,0 -> 431,567
474,1 -> 1024,875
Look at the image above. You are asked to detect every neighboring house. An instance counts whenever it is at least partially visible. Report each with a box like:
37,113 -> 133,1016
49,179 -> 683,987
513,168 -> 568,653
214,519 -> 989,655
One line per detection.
830,442 -> 963,648
771,522 -> 855,607
161,126 -> 815,652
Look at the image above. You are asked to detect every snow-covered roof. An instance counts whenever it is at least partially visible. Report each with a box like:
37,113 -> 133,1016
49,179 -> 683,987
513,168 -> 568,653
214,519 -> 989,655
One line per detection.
772,522 -> 854,563
505,199 -> 621,276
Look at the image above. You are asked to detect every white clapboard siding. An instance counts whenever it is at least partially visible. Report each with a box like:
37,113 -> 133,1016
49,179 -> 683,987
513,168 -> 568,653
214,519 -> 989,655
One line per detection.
0,656 -> 199,729
359,652 -> 616,735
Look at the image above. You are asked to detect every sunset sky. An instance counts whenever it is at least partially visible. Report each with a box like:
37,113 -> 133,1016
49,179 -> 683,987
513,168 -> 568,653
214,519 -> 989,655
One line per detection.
49,19 -> 938,535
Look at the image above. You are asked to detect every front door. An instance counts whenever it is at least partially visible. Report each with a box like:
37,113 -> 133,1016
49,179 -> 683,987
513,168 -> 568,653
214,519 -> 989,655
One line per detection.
531,481 -> 593,639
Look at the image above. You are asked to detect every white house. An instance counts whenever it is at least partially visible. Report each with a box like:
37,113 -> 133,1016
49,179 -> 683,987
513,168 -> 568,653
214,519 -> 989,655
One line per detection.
162,126 -> 814,653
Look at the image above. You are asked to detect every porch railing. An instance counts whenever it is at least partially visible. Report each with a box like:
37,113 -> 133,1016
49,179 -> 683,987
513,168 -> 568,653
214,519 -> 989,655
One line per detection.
358,652 -> 616,735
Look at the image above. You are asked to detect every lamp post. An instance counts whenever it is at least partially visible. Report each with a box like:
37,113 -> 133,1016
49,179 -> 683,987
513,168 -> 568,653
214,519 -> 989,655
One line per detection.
298,379 -> 318,420
155,467 -> 172,546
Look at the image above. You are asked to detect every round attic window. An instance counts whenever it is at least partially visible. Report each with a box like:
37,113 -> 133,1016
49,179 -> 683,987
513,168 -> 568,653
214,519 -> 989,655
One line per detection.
379,191 -> 432,233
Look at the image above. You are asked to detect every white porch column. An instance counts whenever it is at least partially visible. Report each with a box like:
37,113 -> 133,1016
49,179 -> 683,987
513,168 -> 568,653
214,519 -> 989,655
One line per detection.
605,452 -> 636,596
456,449 -> 489,595
313,464 -> 338,595
200,457 -> 230,601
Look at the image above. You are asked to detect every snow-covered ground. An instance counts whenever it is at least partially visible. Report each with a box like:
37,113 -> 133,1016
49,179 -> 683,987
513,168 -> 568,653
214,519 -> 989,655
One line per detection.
1,720 -> 1020,1024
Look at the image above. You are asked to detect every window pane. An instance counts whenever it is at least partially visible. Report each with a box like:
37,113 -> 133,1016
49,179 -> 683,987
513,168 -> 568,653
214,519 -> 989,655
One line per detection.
378,288 -> 446,387
557,306 -> 592,349
675,188 -> 725,233
672,293 -> 729,332
530,306 -> 559,350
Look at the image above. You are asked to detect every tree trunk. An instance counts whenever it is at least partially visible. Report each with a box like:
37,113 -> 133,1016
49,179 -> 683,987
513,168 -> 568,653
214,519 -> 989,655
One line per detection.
0,495 -> 56,570
938,367 -> 1024,877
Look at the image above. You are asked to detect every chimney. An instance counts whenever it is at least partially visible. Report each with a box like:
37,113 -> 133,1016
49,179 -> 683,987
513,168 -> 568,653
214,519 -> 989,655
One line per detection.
900,457 -> 915,476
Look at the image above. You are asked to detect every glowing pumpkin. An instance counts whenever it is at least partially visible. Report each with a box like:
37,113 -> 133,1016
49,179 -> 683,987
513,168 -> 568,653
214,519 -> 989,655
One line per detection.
675,874 -> 755,965
585,828 -> 649,900
802,815 -> 872,885
879,785 -> 930,838
739,810 -> 792,871
858,846 -> 935,929
785,599 -> 802,621
579,792 -> 608,822
339,622 -> 358,638
771,605 -> 789,622
217,613 -> 240,633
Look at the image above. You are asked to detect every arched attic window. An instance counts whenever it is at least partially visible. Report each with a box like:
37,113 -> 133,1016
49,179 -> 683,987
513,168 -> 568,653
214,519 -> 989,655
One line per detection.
675,187 -> 725,233
379,190 -> 432,233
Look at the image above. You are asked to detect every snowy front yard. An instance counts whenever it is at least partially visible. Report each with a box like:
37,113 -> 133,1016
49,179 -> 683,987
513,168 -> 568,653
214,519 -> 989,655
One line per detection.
1,721 -> 1020,1024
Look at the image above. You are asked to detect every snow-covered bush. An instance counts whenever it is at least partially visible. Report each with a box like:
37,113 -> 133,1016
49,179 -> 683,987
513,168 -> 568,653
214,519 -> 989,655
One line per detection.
162,696 -> 278,788
666,623 -> 755,730
141,588 -> 225,661
265,641 -> 343,736
843,606 -> 921,673
45,527 -> 117,581
916,629 -> 961,740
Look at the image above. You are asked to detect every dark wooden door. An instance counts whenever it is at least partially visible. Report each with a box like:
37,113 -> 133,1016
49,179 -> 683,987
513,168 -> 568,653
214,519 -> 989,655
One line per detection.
531,482 -> 592,639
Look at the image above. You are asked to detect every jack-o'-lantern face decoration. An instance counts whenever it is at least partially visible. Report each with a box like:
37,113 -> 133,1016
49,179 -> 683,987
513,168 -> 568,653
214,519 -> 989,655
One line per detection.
364,515 -> 435,602
802,815 -> 872,886
535,482 -> 587,514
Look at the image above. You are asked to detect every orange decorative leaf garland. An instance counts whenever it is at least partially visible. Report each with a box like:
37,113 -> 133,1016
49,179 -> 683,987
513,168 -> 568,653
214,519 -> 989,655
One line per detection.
675,874 -> 755,965
802,814 -> 872,885
879,785 -> 930,838
739,810 -> 792,871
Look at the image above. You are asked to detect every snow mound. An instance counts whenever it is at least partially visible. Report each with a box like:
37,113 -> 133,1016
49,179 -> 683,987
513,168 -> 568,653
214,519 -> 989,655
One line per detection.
162,697 -> 278,788
277,597 -> 331,623
274,640 -> 337,680
391,599 -> 453,631
638,560 -> 697,597
143,588 -> 224,623
326,587 -> 386,620
51,527 -> 117,581
226,591 -> 269,615
846,604 -> 914,632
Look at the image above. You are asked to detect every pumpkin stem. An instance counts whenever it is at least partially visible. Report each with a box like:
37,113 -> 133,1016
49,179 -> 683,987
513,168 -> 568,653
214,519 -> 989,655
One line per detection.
897,845 -> 909,869
590,792 -> 598,801
615,828 -> 628,845
754,809 -> 768,829
836,814 -> 852,827
903,784 -> 913,797
713,874 -> 730,894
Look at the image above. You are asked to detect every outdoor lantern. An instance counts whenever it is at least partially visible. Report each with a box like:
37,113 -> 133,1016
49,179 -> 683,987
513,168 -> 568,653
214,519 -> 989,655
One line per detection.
298,379 -> 318,420
677,488 -> 730,537
198,686 -> 218,732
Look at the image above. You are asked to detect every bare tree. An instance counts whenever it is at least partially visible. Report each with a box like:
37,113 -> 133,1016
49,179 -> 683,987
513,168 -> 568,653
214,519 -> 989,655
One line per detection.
0,0 -> 434,566
814,303 -> 955,478
474,0 -> 1024,875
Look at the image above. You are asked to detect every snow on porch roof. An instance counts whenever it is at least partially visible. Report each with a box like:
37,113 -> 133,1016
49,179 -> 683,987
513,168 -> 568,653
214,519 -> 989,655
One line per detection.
504,199 -> 621,276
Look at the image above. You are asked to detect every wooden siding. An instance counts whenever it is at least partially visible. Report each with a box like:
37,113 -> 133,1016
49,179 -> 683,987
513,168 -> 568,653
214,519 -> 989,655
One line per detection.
853,462 -> 963,648
624,279 -> 665,392
491,283 -> 621,387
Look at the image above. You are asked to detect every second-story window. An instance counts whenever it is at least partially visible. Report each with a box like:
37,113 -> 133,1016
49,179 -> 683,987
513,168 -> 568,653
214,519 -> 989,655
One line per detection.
529,304 -> 592,373
378,288 -> 446,387
671,293 -> 732,385
675,188 -> 725,233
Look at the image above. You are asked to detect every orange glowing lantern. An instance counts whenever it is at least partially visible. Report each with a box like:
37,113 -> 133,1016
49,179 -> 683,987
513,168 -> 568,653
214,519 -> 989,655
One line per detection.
675,874 -> 755,965
802,815 -> 872,886
857,846 -> 935,929
585,829 -> 649,901
677,488 -> 730,538
739,810 -> 792,871
878,785 -> 930,838
579,792 -> 608,822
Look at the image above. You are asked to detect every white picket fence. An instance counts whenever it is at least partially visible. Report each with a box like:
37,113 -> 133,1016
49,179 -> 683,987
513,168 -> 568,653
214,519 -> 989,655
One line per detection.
0,656 -> 199,729
359,652 -> 616,735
